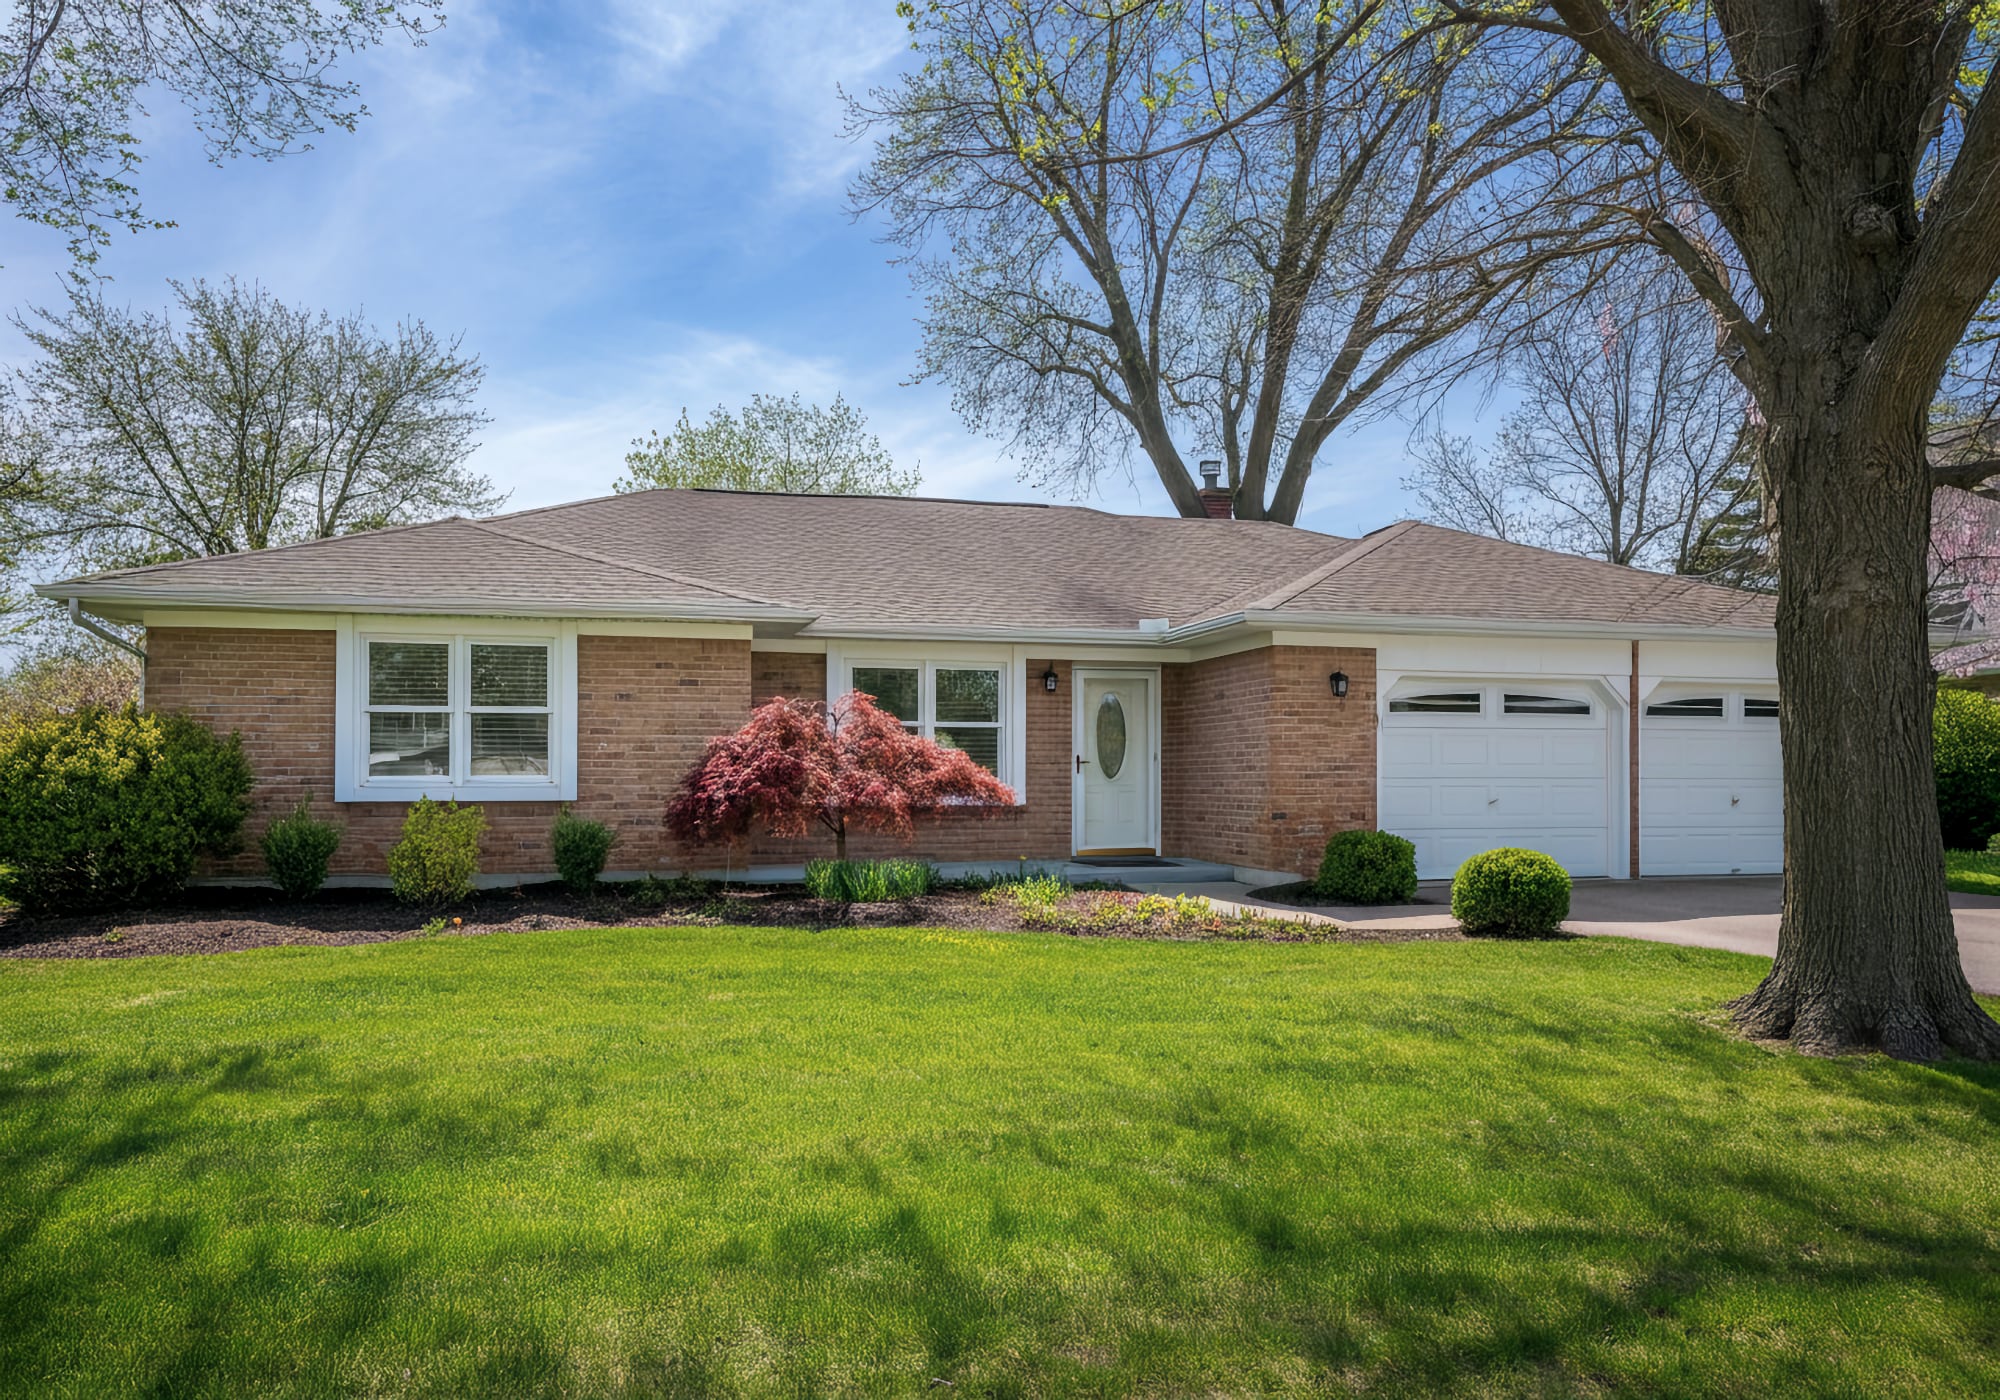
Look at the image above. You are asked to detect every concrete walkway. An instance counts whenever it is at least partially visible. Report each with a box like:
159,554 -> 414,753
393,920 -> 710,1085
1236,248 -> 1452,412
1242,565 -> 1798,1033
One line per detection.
1129,874 -> 2000,995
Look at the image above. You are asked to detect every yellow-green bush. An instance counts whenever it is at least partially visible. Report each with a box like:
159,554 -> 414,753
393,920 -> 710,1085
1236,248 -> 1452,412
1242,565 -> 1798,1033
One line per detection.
0,706 -> 252,912
1450,848 -> 1571,937
386,798 -> 487,906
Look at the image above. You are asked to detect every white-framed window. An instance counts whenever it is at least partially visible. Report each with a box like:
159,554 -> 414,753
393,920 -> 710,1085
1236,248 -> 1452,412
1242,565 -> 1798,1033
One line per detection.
834,648 -> 1021,799
336,618 -> 578,802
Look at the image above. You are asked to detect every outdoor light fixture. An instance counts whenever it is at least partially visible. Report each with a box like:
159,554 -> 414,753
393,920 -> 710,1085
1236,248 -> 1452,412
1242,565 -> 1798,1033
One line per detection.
1330,670 -> 1349,699
1043,665 -> 1060,693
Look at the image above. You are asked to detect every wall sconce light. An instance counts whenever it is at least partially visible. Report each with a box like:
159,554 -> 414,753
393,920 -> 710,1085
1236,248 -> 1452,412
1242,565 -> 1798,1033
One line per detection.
1043,665 -> 1060,693
1329,670 -> 1349,699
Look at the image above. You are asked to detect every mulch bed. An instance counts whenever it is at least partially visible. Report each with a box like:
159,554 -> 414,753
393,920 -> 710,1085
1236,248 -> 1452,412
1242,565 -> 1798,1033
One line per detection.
0,881 -> 1463,960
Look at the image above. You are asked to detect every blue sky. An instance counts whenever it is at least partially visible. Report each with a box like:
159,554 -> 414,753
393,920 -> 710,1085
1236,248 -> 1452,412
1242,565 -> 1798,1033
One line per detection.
0,1 -> 1437,538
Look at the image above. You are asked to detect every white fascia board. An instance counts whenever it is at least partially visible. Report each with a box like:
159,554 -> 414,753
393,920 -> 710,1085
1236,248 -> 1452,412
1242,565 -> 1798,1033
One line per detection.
141,608 -> 341,631
1216,609 -> 1778,644
39,582 -> 813,627
799,621 -> 1170,646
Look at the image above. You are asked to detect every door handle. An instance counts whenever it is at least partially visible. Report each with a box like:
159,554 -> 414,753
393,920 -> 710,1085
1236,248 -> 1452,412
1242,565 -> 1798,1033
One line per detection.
1076,754 -> 1085,773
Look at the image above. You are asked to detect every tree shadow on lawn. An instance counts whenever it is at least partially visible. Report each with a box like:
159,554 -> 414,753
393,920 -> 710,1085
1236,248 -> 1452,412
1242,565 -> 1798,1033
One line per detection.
0,1038 -> 594,1398
2,999 -> 1997,1395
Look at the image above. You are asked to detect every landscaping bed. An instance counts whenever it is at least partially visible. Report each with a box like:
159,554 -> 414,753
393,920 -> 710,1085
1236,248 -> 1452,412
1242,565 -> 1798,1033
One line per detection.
0,878 -> 1457,960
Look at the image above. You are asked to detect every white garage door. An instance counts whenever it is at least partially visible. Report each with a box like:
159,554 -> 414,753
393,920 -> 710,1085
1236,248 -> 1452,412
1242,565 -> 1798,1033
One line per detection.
1640,690 -> 1782,876
1379,684 -> 1611,881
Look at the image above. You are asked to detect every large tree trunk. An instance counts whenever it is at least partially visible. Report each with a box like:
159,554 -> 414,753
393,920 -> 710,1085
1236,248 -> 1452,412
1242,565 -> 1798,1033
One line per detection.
1730,386 -> 2000,1059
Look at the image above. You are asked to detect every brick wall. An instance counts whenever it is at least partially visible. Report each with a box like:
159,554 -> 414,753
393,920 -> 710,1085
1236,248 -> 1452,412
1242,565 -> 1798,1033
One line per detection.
144,629 -> 1071,878
744,651 -> 1072,864
1161,645 -> 1376,877
145,627 -> 751,877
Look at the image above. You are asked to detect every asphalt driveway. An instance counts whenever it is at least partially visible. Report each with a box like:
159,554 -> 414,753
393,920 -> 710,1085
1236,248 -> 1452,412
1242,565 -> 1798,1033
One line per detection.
1558,876 -> 2000,996
1166,875 -> 2000,996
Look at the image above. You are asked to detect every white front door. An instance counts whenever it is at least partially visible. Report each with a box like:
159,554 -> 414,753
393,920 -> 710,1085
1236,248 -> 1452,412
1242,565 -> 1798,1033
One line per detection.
1075,671 -> 1156,854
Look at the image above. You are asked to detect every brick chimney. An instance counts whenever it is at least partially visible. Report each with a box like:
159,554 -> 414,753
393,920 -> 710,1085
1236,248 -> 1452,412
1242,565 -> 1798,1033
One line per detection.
1197,459 -> 1233,519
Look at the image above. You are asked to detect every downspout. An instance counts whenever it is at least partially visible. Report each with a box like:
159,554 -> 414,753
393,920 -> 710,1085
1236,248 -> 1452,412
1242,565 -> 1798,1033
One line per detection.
68,597 -> 148,705
1629,640 -> 1641,880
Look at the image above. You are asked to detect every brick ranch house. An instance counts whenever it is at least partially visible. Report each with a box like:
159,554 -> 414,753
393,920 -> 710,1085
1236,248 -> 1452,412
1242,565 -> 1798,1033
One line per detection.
39,489 -> 1783,885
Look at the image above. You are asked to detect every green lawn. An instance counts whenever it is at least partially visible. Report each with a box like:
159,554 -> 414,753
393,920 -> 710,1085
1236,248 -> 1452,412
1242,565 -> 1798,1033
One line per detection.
1945,848 -> 2000,895
3,929 -> 1997,1398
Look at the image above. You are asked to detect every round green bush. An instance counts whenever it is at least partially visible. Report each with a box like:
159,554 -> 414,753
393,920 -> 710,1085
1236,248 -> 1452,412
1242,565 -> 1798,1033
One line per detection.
1934,688 -> 2000,850
386,797 -> 487,906
1315,829 -> 1417,904
1450,848 -> 1571,937
261,798 -> 343,900
551,806 -> 616,894
0,706 -> 252,912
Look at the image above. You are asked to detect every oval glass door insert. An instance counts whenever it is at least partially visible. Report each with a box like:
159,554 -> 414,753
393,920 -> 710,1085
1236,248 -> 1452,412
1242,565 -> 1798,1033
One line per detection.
1096,693 -> 1127,779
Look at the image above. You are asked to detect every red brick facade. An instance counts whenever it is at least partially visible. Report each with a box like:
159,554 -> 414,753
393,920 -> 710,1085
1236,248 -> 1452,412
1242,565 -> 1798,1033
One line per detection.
744,651 -> 1073,864
146,627 -> 751,876
146,627 -> 1373,880
145,629 -> 1082,876
1162,645 -> 1377,876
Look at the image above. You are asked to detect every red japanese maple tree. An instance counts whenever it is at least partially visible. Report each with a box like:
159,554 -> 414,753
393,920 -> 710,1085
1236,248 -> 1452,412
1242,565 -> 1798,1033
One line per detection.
665,692 -> 1015,860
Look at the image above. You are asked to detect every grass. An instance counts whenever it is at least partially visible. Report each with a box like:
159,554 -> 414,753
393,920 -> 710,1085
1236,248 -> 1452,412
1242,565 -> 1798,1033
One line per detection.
1945,848 -> 2000,895
2,929 -> 1998,1398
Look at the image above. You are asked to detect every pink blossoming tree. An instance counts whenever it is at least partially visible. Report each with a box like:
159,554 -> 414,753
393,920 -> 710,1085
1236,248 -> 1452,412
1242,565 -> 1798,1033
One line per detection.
665,692 -> 1015,861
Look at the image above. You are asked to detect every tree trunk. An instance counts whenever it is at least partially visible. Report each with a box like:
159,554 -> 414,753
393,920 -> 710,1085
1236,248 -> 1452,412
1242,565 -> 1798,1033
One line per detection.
1729,395 -> 2000,1059
835,820 -> 848,864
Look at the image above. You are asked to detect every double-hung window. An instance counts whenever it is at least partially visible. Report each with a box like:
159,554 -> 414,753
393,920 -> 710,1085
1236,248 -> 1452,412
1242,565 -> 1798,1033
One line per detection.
342,623 -> 574,802
847,658 -> 1010,788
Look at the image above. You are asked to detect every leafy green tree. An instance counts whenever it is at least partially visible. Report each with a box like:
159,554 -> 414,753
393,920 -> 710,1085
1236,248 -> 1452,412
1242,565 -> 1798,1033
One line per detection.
0,0 -> 444,267
1434,0 -> 2000,1058
6,278 -> 499,574
616,393 -> 918,497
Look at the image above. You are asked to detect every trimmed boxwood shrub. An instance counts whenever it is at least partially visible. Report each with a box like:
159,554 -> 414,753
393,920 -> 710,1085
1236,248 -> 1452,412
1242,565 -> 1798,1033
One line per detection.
261,798 -> 343,900
1935,688 -> 2000,850
1451,848 -> 1571,937
1315,829 -> 1418,904
0,705 -> 252,912
551,807 -> 616,894
387,797 -> 487,906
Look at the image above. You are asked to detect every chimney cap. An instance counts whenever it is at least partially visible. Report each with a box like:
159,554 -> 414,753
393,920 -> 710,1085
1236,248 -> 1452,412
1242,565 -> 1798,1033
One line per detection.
1198,459 -> 1222,489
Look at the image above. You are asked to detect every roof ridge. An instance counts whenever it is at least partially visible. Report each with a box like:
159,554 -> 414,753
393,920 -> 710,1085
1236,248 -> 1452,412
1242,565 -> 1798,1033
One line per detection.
1243,520 -> 1420,612
458,518 -> 797,610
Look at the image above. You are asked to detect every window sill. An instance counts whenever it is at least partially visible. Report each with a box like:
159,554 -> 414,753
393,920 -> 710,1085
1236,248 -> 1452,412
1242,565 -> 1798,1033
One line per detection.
334,777 -> 575,804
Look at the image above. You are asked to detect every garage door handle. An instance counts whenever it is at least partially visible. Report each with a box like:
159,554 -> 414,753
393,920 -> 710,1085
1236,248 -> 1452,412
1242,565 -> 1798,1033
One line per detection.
1488,797 -> 1498,805
1731,795 -> 1740,805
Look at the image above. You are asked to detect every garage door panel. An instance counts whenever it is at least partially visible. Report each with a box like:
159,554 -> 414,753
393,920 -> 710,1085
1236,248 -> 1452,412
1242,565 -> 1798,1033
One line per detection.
1382,732 -> 1437,768
1379,782 -> 1434,822
1547,733 -> 1607,770
1640,710 -> 1782,876
1493,733 -> 1549,767
1548,782 -> 1608,820
1380,703 -> 1609,881
1437,783 -> 1496,819
1436,734 -> 1495,769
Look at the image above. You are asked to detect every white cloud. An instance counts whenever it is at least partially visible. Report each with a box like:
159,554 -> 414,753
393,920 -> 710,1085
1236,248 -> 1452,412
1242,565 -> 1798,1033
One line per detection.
600,0 -> 908,192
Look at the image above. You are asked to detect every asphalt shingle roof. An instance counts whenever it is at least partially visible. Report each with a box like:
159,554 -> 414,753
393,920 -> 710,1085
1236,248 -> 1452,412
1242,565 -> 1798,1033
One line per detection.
45,489 -> 1777,634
